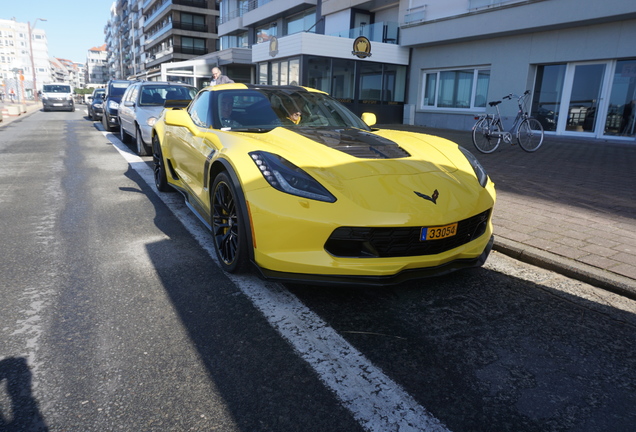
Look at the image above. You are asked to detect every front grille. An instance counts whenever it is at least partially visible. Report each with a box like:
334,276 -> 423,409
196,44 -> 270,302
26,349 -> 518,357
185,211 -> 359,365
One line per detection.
325,209 -> 491,258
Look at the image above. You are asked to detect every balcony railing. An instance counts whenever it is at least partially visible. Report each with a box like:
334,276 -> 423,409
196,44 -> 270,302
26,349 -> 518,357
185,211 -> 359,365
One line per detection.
220,0 -> 272,24
173,44 -> 207,55
329,21 -> 399,44
468,0 -> 527,10
173,0 -> 209,7
172,21 -> 209,32
403,6 -> 426,24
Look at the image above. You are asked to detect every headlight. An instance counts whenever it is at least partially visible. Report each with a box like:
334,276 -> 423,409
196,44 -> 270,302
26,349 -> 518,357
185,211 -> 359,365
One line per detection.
458,146 -> 489,187
108,100 -> 119,110
250,151 -> 336,203
147,117 -> 157,127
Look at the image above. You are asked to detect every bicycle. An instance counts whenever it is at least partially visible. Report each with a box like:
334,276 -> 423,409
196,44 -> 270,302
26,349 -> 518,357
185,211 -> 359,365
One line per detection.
472,90 -> 544,153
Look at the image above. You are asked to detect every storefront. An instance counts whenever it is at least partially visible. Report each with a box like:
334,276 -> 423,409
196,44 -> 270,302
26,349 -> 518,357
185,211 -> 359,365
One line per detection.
252,32 -> 410,124
160,48 -> 254,89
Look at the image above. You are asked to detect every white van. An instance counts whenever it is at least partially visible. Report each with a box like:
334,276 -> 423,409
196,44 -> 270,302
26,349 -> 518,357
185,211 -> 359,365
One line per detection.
42,84 -> 75,112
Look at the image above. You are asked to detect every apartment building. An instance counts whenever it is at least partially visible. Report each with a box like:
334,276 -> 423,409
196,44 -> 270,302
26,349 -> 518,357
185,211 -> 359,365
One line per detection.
0,18 -> 49,100
105,0 -> 220,81
127,0 -> 636,141
86,44 -> 109,85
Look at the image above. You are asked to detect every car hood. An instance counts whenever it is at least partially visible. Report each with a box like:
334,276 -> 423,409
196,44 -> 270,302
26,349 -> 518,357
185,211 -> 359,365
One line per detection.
231,127 -> 490,218
239,127 -> 460,180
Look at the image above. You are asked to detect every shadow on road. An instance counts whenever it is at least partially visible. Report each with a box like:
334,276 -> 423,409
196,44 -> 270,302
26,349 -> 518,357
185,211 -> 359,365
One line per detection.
0,357 -> 48,431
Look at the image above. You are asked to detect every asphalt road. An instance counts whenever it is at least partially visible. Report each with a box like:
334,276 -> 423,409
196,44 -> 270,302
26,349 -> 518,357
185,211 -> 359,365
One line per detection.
1,108 -> 635,431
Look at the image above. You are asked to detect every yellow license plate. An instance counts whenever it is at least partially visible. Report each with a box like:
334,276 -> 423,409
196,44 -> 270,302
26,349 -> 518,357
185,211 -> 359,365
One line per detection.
421,223 -> 458,241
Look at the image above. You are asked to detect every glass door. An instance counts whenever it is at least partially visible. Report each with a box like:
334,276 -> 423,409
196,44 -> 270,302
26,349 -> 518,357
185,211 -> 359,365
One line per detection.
559,62 -> 606,136
603,59 -> 636,139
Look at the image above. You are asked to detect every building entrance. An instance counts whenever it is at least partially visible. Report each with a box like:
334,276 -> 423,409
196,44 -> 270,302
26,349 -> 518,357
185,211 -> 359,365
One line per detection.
533,59 -> 636,141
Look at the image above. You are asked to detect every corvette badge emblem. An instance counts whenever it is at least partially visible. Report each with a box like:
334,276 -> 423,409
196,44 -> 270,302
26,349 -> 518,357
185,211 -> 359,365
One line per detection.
415,189 -> 439,204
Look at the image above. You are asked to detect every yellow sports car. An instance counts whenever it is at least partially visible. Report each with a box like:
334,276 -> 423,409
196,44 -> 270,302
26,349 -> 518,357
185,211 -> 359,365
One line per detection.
152,84 -> 496,286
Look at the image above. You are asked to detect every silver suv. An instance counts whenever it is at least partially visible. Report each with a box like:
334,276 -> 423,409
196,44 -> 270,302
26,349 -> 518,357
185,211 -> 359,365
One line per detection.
118,81 -> 197,155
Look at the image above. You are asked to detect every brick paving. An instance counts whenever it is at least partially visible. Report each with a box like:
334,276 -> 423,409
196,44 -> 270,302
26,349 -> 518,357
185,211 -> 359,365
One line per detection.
381,124 -> 636,297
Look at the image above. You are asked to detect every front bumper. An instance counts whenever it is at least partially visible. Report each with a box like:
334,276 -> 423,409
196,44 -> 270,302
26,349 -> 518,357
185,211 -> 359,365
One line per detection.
43,99 -> 74,111
104,108 -> 120,126
258,235 -> 494,286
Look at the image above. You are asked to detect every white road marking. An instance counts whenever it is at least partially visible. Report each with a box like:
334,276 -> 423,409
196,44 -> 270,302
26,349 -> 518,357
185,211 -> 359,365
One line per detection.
105,131 -> 450,432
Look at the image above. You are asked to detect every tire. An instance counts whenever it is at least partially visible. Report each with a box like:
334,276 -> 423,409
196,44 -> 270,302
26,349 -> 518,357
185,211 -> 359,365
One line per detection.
517,118 -> 544,152
212,172 -> 250,273
135,126 -> 148,156
472,117 -> 502,154
152,135 -> 173,192
102,113 -> 113,132
119,120 -> 131,144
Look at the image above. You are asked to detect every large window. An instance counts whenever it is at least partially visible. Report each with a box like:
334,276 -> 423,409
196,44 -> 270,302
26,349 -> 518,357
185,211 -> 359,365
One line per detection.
606,60 -> 636,137
179,13 -> 206,32
420,67 -> 490,110
532,64 -> 576,133
256,22 -> 277,44
332,59 -> 356,101
307,57 -> 331,92
180,37 -> 206,55
285,9 -> 316,35
259,58 -> 300,86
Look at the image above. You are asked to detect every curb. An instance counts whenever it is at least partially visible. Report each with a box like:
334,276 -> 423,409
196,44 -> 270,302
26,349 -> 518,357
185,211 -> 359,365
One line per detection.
493,237 -> 636,300
0,103 -> 41,127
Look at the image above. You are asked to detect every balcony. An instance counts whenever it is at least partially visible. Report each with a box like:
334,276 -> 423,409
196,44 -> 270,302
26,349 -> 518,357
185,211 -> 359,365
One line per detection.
172,20 -> 209,32
469,0 -> 528,10
329,21 -> 399,44
403,6 -> 426,25
173,44 -> 207,55
173,0 -> 209,7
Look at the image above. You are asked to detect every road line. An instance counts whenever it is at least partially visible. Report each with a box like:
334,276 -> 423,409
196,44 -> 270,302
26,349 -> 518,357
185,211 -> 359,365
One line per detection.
105,131 -> 450,432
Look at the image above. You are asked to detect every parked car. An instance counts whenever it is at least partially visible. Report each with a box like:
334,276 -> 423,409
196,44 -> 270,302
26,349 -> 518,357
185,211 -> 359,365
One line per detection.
118,81 -> 197,155
87,88 -> 105,121
152,84 -> 496,285
101,79 -> 132,132
41,84 -> 75,112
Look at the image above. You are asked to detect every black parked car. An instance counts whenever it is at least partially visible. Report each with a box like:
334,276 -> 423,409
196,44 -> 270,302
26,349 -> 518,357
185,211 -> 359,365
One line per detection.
87,88 -> 105,121
101,80 -> 132,131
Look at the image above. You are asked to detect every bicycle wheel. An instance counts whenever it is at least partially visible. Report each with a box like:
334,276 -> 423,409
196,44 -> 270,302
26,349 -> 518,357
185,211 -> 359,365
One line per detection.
472,117 -> 502,154
517,118 -> 544,152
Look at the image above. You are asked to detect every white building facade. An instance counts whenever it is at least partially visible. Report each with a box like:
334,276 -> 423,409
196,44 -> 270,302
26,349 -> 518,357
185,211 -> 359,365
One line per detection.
402,0 -> 636,142
0,18 -> 50,100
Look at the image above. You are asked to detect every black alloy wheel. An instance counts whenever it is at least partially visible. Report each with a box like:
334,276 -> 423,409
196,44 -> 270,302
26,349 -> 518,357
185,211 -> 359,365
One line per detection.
212,172 -> 249,273
152,135 -> 172,192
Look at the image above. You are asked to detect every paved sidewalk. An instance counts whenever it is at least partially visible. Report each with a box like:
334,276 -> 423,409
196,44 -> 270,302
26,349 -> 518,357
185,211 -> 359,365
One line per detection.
380,124 -> 636,298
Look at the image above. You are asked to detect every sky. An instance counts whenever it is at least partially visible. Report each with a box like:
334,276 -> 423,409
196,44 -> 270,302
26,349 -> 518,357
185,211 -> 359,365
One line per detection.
4,0 -> 115,63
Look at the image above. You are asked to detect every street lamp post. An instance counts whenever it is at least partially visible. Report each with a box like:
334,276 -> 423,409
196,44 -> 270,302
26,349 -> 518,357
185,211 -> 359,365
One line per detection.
28,18 -> 47,102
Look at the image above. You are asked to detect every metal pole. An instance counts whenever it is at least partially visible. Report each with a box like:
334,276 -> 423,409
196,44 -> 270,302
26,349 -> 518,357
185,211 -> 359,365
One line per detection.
28,18 -> 46,102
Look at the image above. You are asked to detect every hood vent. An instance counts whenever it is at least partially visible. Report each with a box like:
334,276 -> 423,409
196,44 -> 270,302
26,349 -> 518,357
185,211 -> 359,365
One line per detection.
293,128 -> 411,159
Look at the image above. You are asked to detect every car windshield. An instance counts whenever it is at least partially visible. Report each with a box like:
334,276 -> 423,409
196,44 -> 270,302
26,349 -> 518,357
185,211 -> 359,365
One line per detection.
212,88 -> 371,131
110,82 -> 130,97
139,85 -> 197,106
43,85 -> 71,93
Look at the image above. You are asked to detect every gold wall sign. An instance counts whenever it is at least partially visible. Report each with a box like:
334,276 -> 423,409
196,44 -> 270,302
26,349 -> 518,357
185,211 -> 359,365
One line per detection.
269,36 -> 279,57
352,36 -> 372,59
